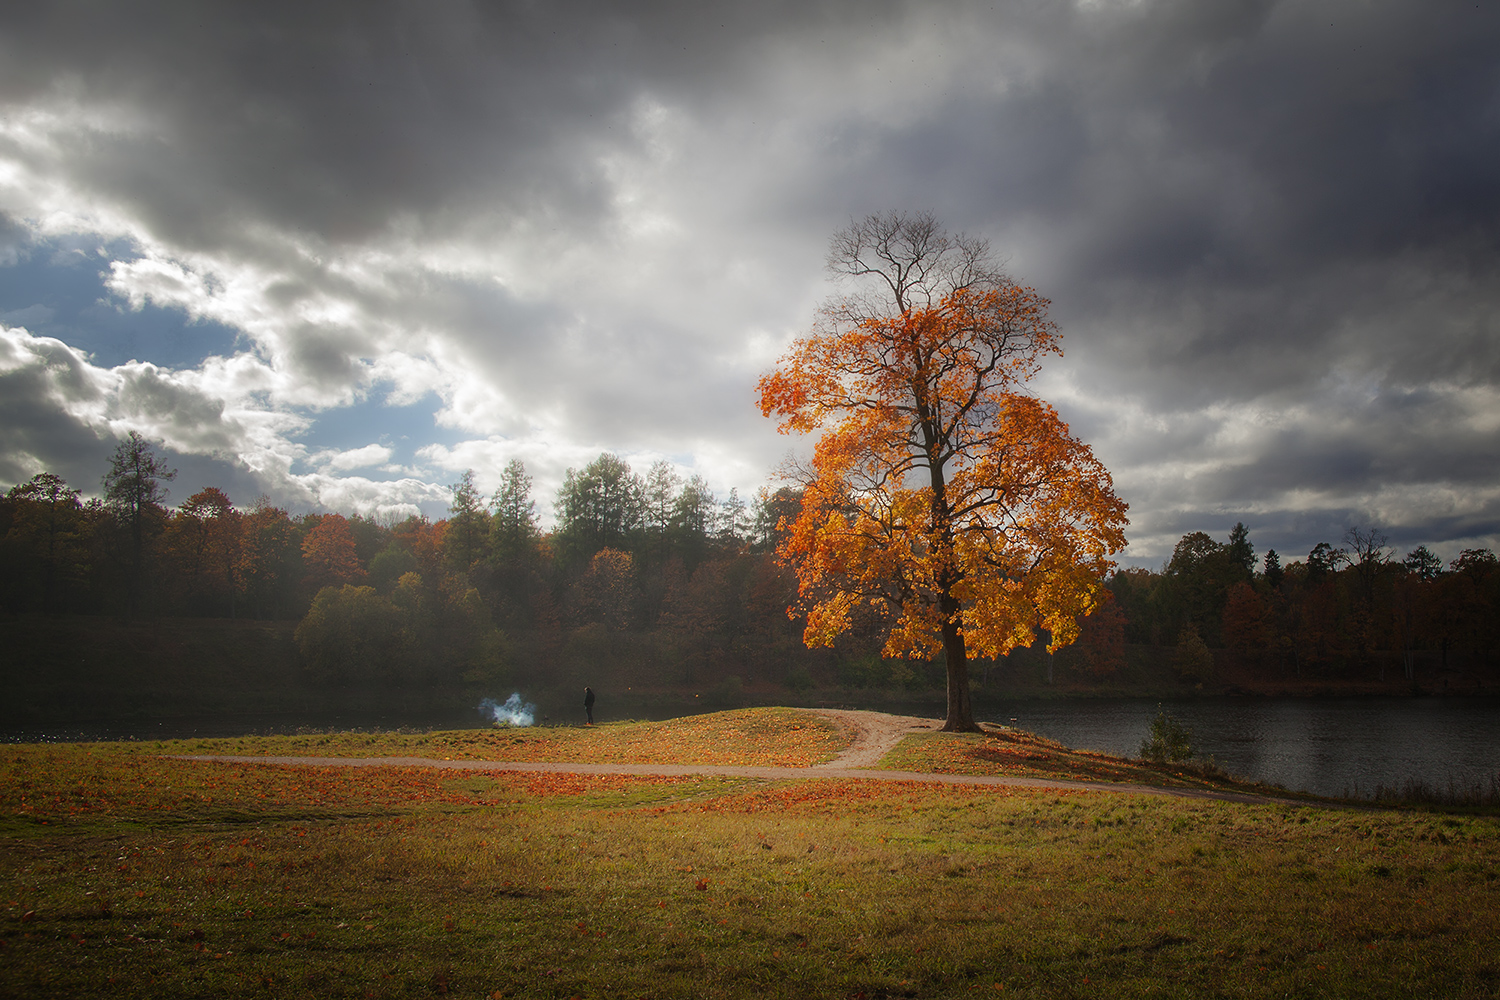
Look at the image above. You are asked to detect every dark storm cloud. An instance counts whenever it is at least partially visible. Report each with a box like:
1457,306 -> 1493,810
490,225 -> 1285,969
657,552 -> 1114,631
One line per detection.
0,0 -> 1495,559
1044,1 -> 1500,391
0,1 -> 892,251
0,361 -> 113,489
114,364 -> 241,454
947,0 -> 1500,559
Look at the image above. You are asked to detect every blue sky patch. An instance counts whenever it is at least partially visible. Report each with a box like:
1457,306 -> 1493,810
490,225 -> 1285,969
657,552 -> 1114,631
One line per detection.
293,389 -> 467,479
0,236 -> 241,369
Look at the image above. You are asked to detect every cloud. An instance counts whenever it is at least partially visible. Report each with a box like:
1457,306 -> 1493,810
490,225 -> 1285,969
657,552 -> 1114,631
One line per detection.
0,1 -> 1494,564
0,323 -> 445,516
310,443 -> 394,474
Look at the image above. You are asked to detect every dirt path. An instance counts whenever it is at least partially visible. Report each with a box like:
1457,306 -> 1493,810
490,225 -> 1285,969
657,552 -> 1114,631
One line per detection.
809,709 -> 942,768
175,710 -> 1317,807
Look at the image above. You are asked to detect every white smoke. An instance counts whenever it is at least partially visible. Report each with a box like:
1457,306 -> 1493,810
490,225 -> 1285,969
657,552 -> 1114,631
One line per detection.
478,693 -> 537,728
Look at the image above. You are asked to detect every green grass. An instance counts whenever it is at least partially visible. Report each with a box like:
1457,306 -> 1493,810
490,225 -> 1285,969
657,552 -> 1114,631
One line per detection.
3,710 -> 1499,998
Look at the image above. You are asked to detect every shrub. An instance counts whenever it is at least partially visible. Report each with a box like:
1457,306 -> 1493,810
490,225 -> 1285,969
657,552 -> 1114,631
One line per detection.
295,584 -> 409,683
1139,705 -> 1195,763
1172,623 -> 1215,681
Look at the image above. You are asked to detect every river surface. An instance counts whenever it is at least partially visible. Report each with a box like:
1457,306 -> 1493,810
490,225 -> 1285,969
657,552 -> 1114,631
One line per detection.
975,697 -> 1499,799
6,696 -> 1496,800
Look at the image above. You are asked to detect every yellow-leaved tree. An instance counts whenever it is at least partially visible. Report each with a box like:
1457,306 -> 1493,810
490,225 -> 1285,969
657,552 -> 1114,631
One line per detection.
757,212 -> 1129,731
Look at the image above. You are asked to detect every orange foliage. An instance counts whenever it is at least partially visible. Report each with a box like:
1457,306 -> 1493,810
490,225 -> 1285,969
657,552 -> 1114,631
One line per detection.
301,513 -> 366,590
757,285 -> 1128,695
392,516 -> 446,577
168,487 -> 241,584
1222,581 -> 1271,649
1074,593 -> 1126,677
572,547 -> 638,630
236,498 -> 297,615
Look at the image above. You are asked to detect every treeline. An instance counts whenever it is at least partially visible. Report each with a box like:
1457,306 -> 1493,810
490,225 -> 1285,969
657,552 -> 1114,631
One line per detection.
1107,525 -> 1499,684
0,437 -> 828,694
3,432 -> 1496,698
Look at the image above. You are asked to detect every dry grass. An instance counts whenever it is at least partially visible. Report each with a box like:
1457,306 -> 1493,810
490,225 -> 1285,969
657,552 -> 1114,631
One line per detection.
144,707 -> 846,767
880,726 -> 1302,798
3,711 -> 1499,998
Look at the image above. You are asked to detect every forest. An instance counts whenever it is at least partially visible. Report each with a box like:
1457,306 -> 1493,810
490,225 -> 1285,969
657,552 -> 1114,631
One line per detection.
1,431 -> 1497,724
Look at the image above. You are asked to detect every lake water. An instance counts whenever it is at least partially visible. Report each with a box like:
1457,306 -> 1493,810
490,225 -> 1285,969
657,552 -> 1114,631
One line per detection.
6,695 -> 1496,801
975,697 -> 1500,799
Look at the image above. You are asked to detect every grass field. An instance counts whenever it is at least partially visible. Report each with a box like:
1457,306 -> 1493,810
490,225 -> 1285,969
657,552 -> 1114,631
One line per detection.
3,709 -> 1497,998
132,707 -> 851,768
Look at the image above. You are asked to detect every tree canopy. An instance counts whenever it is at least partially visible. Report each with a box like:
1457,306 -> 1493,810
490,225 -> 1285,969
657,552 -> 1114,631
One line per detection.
554,453 -> 644,564
758,212 -> 1129,731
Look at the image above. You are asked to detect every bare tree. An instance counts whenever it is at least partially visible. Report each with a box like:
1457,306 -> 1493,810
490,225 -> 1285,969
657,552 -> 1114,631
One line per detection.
103,431 -> 176,611
825,210 -> 1006,319
1344,526 -> 1391,604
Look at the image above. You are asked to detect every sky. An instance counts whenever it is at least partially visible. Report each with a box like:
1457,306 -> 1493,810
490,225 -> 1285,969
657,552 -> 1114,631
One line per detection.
0,0 -> 1496,567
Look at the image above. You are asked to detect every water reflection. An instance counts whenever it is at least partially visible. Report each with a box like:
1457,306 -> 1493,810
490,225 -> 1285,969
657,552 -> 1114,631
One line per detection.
981,697 -> 1499,798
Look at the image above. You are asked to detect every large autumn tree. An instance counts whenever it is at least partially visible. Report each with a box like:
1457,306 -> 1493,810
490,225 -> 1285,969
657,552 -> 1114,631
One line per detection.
758,212 -> 1128,731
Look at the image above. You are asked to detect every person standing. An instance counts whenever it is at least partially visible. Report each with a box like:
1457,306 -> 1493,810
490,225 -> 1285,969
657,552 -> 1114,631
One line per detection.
584,686 -> 596,726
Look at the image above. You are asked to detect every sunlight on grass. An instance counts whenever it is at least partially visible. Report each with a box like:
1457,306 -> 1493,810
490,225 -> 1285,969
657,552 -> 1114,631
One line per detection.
137,707 -> 849,768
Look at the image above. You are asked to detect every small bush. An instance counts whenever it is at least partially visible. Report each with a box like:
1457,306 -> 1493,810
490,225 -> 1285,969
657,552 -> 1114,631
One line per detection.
1140,705 -> 1195,763
1172,624 -> 1215,681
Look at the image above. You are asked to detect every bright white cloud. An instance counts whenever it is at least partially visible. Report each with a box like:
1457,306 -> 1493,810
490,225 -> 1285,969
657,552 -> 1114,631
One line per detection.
310,444 -> 394,473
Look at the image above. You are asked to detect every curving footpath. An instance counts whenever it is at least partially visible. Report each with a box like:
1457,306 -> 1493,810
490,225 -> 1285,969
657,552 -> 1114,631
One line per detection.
174,710 -> 1318,808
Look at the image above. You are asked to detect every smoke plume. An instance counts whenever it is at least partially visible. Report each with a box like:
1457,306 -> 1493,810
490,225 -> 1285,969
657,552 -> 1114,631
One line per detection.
479,693 -> 536,728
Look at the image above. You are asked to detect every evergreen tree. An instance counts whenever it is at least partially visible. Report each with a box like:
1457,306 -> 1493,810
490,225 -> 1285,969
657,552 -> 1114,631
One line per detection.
1227,522 -> 1255,580
750,486 -> 802,552
554,453 -> 644,563
1307,541 -> 1344,582
490,459 -> 538,568
642,460 -> 681,554
718,487 -> 748,545
445,469 -> 489,574
1162,531 -> 1235,645
670,474 -> 716,567
1262,548 -> 1284,588
1403,545 -> 1442,581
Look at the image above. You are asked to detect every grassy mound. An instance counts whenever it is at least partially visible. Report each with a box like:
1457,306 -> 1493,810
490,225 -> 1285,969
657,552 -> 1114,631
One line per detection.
882,725 -> 1304,798
140,707 -> 849,768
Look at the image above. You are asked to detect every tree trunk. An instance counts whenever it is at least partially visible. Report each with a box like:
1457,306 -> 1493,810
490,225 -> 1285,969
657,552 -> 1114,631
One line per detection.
939,593 -> 980,732
920,409 -> 981,733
